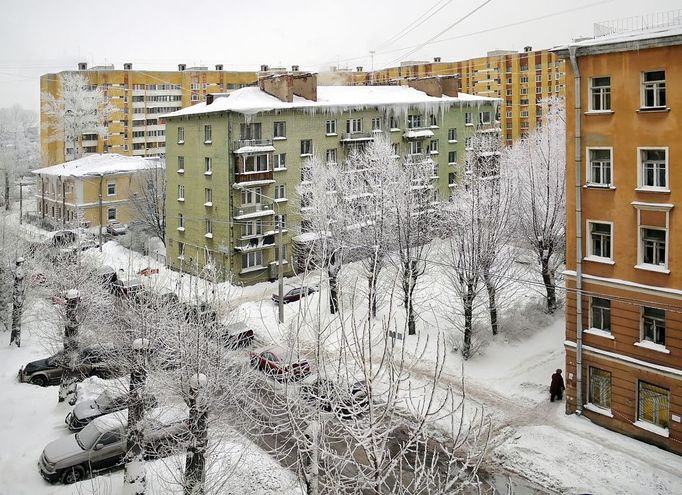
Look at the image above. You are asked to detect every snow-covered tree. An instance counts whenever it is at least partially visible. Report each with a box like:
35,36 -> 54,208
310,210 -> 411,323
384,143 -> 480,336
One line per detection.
128,158 -> 167,246
41,72 -> 115,162
0,105 -> 38,209
506,97 -> 566,313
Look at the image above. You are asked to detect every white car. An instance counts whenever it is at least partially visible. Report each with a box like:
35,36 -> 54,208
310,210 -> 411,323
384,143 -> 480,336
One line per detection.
106,221 -> 127,235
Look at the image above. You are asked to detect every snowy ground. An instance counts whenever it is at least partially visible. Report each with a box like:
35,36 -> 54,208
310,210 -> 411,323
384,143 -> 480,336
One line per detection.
2,218 -> 682,494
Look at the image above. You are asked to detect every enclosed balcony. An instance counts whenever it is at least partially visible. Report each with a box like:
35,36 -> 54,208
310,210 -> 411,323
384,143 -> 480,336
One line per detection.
233,202 -> 275,220
233,154 -> 275,186
233,138 -> 275,153
340,132 -> 375,143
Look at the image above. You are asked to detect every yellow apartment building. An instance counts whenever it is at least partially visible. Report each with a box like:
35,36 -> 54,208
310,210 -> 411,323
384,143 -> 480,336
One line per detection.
40,63 -> 256,166
554,25 -> 682,454
32,153 -> 163,228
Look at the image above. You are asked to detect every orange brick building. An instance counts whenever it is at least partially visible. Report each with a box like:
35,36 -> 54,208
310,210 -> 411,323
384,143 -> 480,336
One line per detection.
554,26 -> 682,454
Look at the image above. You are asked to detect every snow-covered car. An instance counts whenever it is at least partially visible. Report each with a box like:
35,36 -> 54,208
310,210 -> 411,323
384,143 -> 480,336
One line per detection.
301,378 -> 369,419
250,345 -> 311,382
52,230 -> 78,247
110,277 -> 143,298
106,220 -> 127,235
219,322 -> 255,350
39,408 -> 189,484
65,390 -> 157,431
271,286 -> 317,304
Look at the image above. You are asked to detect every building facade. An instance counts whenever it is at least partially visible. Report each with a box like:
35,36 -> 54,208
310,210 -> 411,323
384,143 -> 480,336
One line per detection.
40,64 -> 256,166
329,48 -> 564,145
33,153 -> 163,228
162,73 -> 498,284
555,26 -> 682,454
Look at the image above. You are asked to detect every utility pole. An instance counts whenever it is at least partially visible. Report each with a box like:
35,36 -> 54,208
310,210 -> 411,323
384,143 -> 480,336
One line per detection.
98,174 -> 103,252
278,212 -> 284,324
18,182 -> 24,225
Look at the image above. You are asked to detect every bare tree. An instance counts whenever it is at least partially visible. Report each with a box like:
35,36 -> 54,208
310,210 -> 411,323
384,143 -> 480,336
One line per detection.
41,72 -> 115,162
9,256 -> 26,346
128,158 -> 167,246
507,97 -> 566,313
0,105 -> 38,209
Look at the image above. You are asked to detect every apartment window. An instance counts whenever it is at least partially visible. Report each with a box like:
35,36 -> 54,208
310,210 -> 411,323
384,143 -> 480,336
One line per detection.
590,77 -> 611,111
639,148 -> 667,189
275,153 -> 286,170
428,140 -> 438,153
408,140 -> 422,155
325,120 -> 337,135
520,110 -> 529,118
177,242 -> 184,259
520,64 -> 528,72
301,139 -> 312,156
326,148 -> 337,164
520,75 -> 528,83
242,251 -> 263,269
506,77 -> 512,84
204,157 -> 212,175
520,88 -> 528,96
371,117 -> 382,131
204,125 -> 212,143
241,219 -> 263,237
205,219 -> 213,237
637,381 -> 669,429
275,184 -> 286,200
447,128 -> 457,142
346,118 -> 362,133
107,208 -> 117,221
641,227 -> 666,267
178,156 -> 185,173
547,73 -> 552,81
177,184 -> 185,201
536,86 -> 542,94
191,94 -> 199,102
407,115 -> 422,129
520,99 -> 529,105
177,127 -> 185,144
277,214 -> 287,230
588,221 -> 612,260
590,297 -> 611,331
273,121 -> 286,139
536,74 -> 542,82
429,114 -> 438,127
204,188 -> 212,205
190,83 -> 200,90
464,112 -> 472,125
506,89 -> 513,96
391,143 -> 399,156
240,123 -> 262,140
587,148 -> 612,186
642,307 -> 665,345
479,111 -> 491,124
242,187 -> 262,205
177,213 -> 184,230
448,151 -> 457,165
274,245 -> 288,261
107,182 -> 116,196
506,111 -> 512,118
641,70 -> 666,109
389,116 -> 400,130
588,367 -> 612,411
243,155 -> 268,173
464,137 -> 473,149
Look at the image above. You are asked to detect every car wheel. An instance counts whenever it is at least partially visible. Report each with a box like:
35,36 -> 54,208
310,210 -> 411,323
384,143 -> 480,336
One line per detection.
30,375 -> 48,387
61,465 -> 86,484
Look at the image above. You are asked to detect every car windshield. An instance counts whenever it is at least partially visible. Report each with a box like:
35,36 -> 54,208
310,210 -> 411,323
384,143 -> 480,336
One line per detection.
46,351 -> 64,366
94,391 -> 113,409
75,422 -> 102,449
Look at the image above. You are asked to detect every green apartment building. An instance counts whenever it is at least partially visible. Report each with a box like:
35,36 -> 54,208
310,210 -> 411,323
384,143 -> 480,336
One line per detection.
162,73 -> 498,284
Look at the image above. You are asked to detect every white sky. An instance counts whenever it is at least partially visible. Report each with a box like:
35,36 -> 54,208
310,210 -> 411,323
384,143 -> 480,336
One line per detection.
1,0 -> 680,113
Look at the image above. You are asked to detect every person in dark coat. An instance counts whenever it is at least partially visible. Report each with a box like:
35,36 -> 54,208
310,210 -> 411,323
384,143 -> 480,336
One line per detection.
550,369 -> 565,402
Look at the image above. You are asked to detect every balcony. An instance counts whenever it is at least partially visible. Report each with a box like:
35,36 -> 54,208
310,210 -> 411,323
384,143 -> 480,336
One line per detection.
233,139 -> 274,153
340,132 -> 375,143
403,127 -> 434,139
233,170 -> 274,186
233,203 -> 275,220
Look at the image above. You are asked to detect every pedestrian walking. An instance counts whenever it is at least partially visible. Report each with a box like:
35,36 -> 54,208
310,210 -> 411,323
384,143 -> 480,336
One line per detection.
550,369 -> 565,402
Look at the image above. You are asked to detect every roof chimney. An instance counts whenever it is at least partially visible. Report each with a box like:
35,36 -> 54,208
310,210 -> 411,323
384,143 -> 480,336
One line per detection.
215,64 -> 223,71
206,93 -> 215,105
178,64 -> 186,71
356,66 -> 363,72
292,65 -> 300,72
78,62 -> 87,71
260,64 -> 269,72
123,62 -> 132,70
434,57 -> 441,62
524,46 -> 532,52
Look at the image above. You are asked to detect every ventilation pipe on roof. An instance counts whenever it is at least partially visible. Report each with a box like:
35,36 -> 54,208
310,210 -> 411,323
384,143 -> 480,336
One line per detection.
124,63 -> 132,70
215,64 -> 223,71
524,46 -> 533,52
356,66 -> 363,72
178,64 -> 186,71
78,62 -> 87,70
292,65 -> 300,72
260,64 -> 269,72
434,57 -> 441,62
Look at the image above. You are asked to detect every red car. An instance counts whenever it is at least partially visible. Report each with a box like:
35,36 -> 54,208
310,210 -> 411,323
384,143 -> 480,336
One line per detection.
250,345 -> 311,381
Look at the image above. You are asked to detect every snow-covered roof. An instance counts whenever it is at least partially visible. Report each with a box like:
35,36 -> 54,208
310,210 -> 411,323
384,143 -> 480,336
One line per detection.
403,129 -> 435,139
234,145 -> 276,154
33,154 -> 163,178
162,85 -> 499,119
553,24 -> 682,55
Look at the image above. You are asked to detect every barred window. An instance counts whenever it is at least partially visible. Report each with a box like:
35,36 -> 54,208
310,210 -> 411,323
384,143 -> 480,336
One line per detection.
588,367 -> 611,410
638,381 -> 669,429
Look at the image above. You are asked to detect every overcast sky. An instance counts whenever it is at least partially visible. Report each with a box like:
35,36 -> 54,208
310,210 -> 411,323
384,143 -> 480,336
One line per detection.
1,0 -> 680,113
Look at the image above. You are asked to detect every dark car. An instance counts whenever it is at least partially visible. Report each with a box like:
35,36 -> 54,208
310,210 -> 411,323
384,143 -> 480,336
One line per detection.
18,345 -> 123,387
134,289 -> 179,310
271,286 -> 317,304
219,322 -> 255,350
52,230 -> 78,247
250,345 -> 311,382
96,265 -> 118,287
302,378 -> 369,419
111,277 -> 143,298
65,391 -> 157,432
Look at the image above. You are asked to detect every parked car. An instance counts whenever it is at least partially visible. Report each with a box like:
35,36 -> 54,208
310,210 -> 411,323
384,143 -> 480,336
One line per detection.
111,277 -> 143,298
52,230 -> 78,247
65,390 -> 157,432
18,344 -> 124,387
250,345 -> 311,381
219,322 -> 255,350
301,378 -> 369,419
96,265 -> 118,287
271,286 -> 317,304
106,221 -> 127,235
78,239 -> 100,251
39,408 -> 189,484
135,289 -> 179,310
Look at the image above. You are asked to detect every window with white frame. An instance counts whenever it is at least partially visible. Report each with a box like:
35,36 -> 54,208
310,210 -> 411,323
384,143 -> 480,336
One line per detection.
371,117 -> 381,131
588,367 -> 612,411
536,86 -> 542,94
520,75 -> 528,83
520,88 -> 528,96
204,125 -> 212,143
243,154 -> 268,173
275,153 -> 286,170
241,187 -> 262,205
177,213 -> 184,229
391,143 -> 399,156
464,112 -> 472,125
177,184 -> 185,201
241,219 -> 263,237
428,140 -> 438,153
204,219 -> 212,237
536,74 -> 542,82
447,128 -> 457,142
429,114 -> 438,127
107,181 -> 116,196
637,381 -> 669,429
273,121 -> 286,139
275,184 -> 286,200
178,127 -> 184,143
408,140 -> 422,155
191,94 -> 199,102
177,241 -> 184,259
300,139 -> 312,155
641,307 -> 666,345
242,251 -> 263,269
346,118 -> 362,133
520,110 -> 529,118
204,157 -> 212,175
506,89 -> 513,96
389,116 -> 400,130
588,221 -> 612,260
590,77 -> 611,111
107,208 -> 116,221
587,148 -> 612,186
639,148 -> 667,189
506,111 -> 512,118
479,111 -> 491,124
204,188 -> 212,205
590,297 -> 611,331
325,120 -> 337,135
407,115 -> 422,129
641,227 -> 666,267
326,148 -> 337,164
448,150 -> 457,164
641,70 -> 666,109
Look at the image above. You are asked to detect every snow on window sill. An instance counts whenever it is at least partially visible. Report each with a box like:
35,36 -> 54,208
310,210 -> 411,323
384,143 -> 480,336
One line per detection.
371,129 -> 382,133
325,133 -> 338,137
465,123 -> 474,127
448,162 -> 457,166
177,198 -> 185,202
204,233 -> 213,239
584,255 -> 614,265
633,420 -> 669,438
634,187 -> 670,193
584,110 -> 614,115
300,153 -> 313,158
429,151 -> 439,155
448,139 -> 458,144
634,263 -> 670,275
204,171 -> 213,176
429,125 -> 439,129
584,183 -> 615,190
176,227 -> 185,232
177,169 -> 185,174
177,140 -> 184,145
204,202 -> 213,207
584,328 -> 615,340
273,198 -> 288,203
390,128 -> 401,132
273,136 -> 287,141
584,403 -> 614,418
634,340 -> 670,354
204,140 -> 212,145
177,255 -> 185,261
637,107 -> 670,113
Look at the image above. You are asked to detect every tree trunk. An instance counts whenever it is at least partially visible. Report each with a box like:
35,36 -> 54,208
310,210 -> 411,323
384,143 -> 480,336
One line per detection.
185,378 -> 208,495
3,169 -> 10,211
304,421 -> 319,495
402,260 -> 418,335
58,292 -> 80,404
368,274 -> 378,319
540,254 -> 557,314
483,268 -> 498,336
9,260 -> 25,347
124,346 -> 148,495
462,285 -> 474,360
329,274 -> 338,314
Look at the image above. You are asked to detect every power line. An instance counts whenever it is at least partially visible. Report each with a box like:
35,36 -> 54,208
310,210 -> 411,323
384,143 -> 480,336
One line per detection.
374,0 -> 455,52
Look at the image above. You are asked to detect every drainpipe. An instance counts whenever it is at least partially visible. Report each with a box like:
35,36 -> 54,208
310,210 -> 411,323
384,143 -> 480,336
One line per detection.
569,46 -> 584,414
